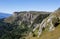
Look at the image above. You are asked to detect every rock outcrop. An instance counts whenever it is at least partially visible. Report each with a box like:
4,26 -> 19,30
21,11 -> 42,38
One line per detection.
32,8 -> 60,37
4,11 -> 50,26
3,11 -> 52,38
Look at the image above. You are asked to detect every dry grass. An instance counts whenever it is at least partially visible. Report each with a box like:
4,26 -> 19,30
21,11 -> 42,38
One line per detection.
26,24 -> 60,39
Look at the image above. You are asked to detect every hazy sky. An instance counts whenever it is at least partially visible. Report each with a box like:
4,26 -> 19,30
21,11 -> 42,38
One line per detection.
0,0 -> 60,14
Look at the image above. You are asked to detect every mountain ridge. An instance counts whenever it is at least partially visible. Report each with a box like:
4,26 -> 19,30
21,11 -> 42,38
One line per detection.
0,8 -> 60,39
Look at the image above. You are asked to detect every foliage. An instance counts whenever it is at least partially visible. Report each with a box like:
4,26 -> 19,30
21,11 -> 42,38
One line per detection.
0,21 -> 29,39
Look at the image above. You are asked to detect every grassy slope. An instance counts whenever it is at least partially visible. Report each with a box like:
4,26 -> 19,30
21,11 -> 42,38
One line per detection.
26,24 -> 60,39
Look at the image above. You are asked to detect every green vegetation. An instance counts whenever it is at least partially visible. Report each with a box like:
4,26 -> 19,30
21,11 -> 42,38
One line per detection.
0,21 -> 30,39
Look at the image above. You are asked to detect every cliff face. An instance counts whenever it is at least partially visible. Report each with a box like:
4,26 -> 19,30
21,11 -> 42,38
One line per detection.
32,8 -> 60,38
4,11 -> 50,26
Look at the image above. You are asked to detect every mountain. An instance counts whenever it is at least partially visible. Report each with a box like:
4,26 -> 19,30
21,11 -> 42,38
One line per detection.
0,13 -> 12,19
26,8 -> 60,39
1,9 -> 60,39
3,11 -> 51,39
4,11 -> 51,24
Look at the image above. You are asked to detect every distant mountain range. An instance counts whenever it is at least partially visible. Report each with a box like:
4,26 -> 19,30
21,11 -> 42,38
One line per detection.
0,13 -> 12,19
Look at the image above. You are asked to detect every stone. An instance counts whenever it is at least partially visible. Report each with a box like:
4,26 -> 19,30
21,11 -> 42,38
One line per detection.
32,9 -> 60,38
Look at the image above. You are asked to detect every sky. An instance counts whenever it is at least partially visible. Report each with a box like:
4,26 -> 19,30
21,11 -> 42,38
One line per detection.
0,0 -> 60,14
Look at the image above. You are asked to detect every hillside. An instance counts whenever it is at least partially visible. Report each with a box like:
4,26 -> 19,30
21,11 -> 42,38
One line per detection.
0,8 -> 60,39
0,19 -> 29,39
25,8 -> 60,39
4,11 -> 50,24
26,24 -> 60,39
0,11 -> 51,39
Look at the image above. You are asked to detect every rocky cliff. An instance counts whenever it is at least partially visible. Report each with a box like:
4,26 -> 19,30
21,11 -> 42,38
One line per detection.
31,8 -> 60,38
0,8 -> 60,39
4,11 -> 50,27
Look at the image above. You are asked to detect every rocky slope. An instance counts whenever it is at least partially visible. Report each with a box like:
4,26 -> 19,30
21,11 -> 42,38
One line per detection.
0,11 -> 51,39
26,8 -> 60,39
26,24 -> 60,39
1,8 -> 60,39
4,11 -> 50,27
